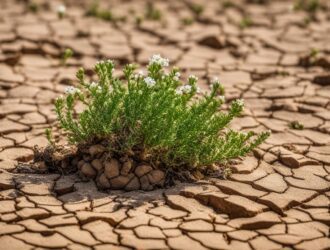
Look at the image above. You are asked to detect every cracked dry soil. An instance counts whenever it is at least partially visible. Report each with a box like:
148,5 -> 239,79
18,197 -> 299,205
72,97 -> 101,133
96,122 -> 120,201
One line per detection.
0,0 -> 329,249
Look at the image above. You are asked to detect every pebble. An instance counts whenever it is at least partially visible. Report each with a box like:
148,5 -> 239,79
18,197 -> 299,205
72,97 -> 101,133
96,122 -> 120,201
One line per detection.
104,159 -> 120,178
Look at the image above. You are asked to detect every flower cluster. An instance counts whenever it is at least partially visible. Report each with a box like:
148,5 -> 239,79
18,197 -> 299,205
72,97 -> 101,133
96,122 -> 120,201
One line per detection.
149,54 -> 169,67
144,77 -> 156,87
188,75 -> 198,82
64,86 -> 80,95
218,95 -> 225,103
236,99 -> 245,107
173,72 -> 180,81
176,85 -> 192,95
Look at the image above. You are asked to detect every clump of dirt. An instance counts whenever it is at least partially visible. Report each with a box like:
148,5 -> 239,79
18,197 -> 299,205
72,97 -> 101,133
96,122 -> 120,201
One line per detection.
16,142 -> 227,191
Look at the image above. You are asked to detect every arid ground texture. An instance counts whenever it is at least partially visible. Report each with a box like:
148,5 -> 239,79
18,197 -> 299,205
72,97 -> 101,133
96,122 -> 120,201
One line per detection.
0,0 -> 329,249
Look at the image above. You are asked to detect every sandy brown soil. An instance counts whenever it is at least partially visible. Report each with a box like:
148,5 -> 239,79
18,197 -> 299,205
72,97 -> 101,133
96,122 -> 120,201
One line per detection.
0,0 -> 329,249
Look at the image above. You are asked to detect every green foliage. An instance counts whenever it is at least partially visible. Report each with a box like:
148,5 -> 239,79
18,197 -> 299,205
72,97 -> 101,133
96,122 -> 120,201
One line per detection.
45,128 -> 55,146
86,1 -> 126,22
239,17 -> 253,29
86,1 -> 113,21
52,55 -> 269,169
57,5 -> 66,19
135,16 -> 143,26
145,2 -> 162,21
310,48 -> 319,58
294,0 -> 320,12
181,17 -> 194,26
289,121 -> 304,130
191,3 -> 204,16
61,48 -> 73,65
222,0 -> 235,9
28,1 -> 38,13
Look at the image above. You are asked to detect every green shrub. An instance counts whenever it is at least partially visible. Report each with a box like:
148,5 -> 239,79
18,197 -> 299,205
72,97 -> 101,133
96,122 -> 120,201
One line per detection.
145,2 -> 162,21
239,16 -> 253,29
181,17 -> 194,26
289,121 -> 304,130
28,1 -> 39,13
86,1 -> 126,22
190,3 -> 204,16
52,55 -> 269,169
61,48 -> 73,65
86,1 -> 113,22
294,0 -> 320,12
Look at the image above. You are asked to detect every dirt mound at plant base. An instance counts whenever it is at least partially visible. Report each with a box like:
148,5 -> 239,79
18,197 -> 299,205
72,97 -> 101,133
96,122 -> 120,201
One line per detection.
27,143 -> 218,191
81,148 -> 166,191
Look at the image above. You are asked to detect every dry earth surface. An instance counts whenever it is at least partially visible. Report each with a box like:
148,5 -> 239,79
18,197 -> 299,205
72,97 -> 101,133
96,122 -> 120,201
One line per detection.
0,0 -> 329,249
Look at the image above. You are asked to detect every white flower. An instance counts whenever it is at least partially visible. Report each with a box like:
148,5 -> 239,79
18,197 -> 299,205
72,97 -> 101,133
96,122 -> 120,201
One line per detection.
57,5 -> 66,14
134,70 -> 145,79
96,59 -> 114,66
236,99 -> 244,107
212,76 -> 219,82
65,86 -> 80,95
173,72 -> 180,81
183,85 -> 192,92
149,54 -> 169,67
144,77 -> 156,87
89,81 -> 98,88
88,82 -> 102,92
211,76 -> 221,87
176,84 -> 192,95
196,87 -> 201,93
175,88 -> 183,95
218,95 -> 225,103
57,95 -> 64,101
188,75 -> 198,82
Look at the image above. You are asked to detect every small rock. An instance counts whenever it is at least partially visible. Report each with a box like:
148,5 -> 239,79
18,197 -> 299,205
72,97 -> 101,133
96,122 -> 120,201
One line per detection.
81,163 -> 96,178
121,160 -> 133,176
147,170 -> 165,185
77,160 -> 85,170
91,159 -> 103,171
88,144 -> 106,156
54,175 -> 75,195
140,175 -> 153,191
110,175 -> 131,189
104,159 -> 120,178
135,164 -> 153,177
125,176 -> 140,191
198,35 -> 225,49
83,154 -> 92,162
98,173 -> 110,189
